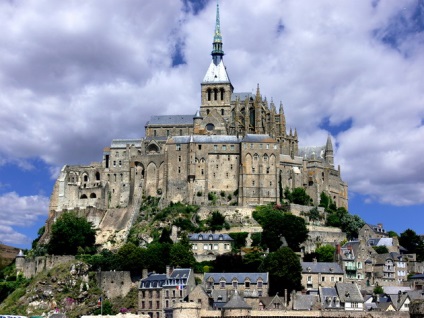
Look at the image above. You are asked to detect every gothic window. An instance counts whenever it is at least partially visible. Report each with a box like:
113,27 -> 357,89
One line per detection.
254,154 -> 259,161
83,175 -> 88,182
249,108 -> 255,127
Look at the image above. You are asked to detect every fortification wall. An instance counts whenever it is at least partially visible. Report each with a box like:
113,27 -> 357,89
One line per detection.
96,271 -> 132,299
18,255 -> 75,278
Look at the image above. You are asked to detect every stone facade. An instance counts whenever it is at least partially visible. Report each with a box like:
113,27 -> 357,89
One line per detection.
40,3 -> 348,247
96,271 -> 133,299
16,253 -> 75,279
189,233 -> 233,262
138,267 -> 195,318
301,261 -> 344,291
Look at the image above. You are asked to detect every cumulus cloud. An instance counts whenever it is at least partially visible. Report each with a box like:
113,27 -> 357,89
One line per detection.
0,192 -> 49,245
0,0 -> 423,211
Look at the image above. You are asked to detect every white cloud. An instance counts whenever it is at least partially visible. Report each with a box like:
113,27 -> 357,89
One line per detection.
0,192 -> 49,245
0,0 -> 423,207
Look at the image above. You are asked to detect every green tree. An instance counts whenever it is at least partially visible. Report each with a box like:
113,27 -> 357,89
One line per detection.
373,246 -> 389,254
158,227 -> 173,244
242,250 -> 264,272
253,206 -> 308,252
169,237 -> 196,268
115,243 -> 146,275
326,207 -> 364,239
387,231 -> 398,238
228,232 -> 249,250
206,211 -> 227,231
145,242 -> 171,273
47,212 -> 96,255
214,253 -> 244,272
284,187 -> 313,205
399,229 -> 424,261
259,247 -> 302,296
373,285 -> 384,295
315,245 -> 336,262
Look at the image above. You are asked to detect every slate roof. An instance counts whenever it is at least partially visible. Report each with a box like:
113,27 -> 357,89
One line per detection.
111,139 -> 142,148
366,223 -> 388,236
336,283 -> 364,303
189,233 -> 233,241
222,291 -> 251,309
301,262 -> 344,274
204,273 -> 268,284
170,135 -> 241,144
242,134 -> 276,143
293,294 -> 318,310
139,268 -> 191,289
146,115 -> 195,126
203,60 -> 231,83
319,287 -> 341,309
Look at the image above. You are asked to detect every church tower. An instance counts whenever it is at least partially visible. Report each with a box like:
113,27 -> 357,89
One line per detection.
200,2 -> 233,134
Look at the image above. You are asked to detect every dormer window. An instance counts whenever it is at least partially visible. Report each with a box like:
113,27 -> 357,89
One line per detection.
198,235 -> 203,240
209,235 -> 213,240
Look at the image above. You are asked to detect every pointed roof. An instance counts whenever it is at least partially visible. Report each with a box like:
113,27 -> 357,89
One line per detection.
325,135 -> 334,152
202,59 -> 230,83
223,291 -> 252,309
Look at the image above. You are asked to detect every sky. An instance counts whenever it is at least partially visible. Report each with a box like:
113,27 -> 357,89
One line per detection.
0,0 -> 423,249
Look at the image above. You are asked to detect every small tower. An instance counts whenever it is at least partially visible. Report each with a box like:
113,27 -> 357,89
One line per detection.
325,135 -> 334,166
15,250 -> 25,275
200,1 -> 233,125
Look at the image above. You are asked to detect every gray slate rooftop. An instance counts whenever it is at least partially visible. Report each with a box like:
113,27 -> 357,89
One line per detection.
336,282 -> 364,303
222,291 -> 252,309
111,139 -> 142,148
170,135 -> 242,144
301,262 -> 344,274
189,233 -> 233,241
204,273 -> 268,284
146,115 -> 195,126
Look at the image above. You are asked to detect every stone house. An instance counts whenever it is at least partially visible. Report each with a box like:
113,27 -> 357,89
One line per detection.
301,261 -> 344,291
138,267 -> 195,318
335,282 -> 364,311
319,287 -> 341,310
203,273 -> 269,299
189,233 -> 233,262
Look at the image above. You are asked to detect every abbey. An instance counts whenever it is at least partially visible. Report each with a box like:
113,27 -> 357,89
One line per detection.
46,4 -> 347,241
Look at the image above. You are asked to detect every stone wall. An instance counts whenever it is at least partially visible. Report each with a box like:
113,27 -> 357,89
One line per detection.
17,255 -> 75,279
173,303 -> 410,318
96,271 -> 132,299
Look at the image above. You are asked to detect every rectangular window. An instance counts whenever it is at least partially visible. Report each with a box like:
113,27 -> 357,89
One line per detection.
257,281 -> 263,288
259,144 -> 263,149
266,144 -> 269,149
167,130 -> 170,136
245,281 -> 250,289
230,145 -> 235,150
220,281 -> 225,288
213,243 -> 218,250
198,145 -> 202,150
273,144 -> 277,149
250,143 -> 253,149
214,145 -> 218,150
154,130 -> 157,137
176,144 -> 181,151
222,145 -> 227,150
232,281 -> 237,289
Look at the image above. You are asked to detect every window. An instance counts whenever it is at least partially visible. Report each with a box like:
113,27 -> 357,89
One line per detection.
250,143 -> 254,149
259,144 -> 263,149
232,281 -> 238,289
220,280 -> 225,288
221,109 -> 224,115
213,244 -> 218,250
178,155 -> 181,162
153,130 -> 157,137
214,145 -> 218,151
222,145 -> 227,150
178,167 -> 181,173
180,129 -> 183,135
273,144 -> 277,149
245,281 -> 250,289
167,130 -> 170,136
176,144 -> 181,151
322,277 -> 325,282
230,145 -> 235,150
257,281 -> 263,288
224,243 -> 229,250
266,144 -> 269,149
198,145 -> 202,150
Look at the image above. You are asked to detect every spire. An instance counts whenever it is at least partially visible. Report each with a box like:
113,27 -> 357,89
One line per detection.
325,134 -> 334,166
255,83 -> 261,102
325,134 -> 334,152
211,1 -> 224,65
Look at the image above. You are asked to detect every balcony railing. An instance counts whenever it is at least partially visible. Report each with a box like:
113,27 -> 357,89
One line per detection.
345,264 -> 357,271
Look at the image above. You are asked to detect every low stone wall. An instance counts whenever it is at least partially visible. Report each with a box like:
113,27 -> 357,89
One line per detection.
96,271 -> 133,299
18,255 -> 75,279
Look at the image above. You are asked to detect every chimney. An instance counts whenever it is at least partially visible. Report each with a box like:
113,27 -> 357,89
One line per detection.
142,269 -> 148,279
313,257 -> 317,264
166,265 -> 173,276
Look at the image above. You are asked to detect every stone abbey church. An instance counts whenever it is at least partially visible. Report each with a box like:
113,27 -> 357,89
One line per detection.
45,4 -> 347,244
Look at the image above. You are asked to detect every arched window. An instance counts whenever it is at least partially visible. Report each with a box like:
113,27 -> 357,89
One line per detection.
249,108 -> 255,127
221,109 -> 224,116
214,88 -> 218,100
206,123 -> 215,131
206,109 -> 210,115
207,89 -> 211,101
90,193 -> 97,198
220,88 -> 224,100
83,175 -> 88,182
95,172 -> 100,180
80,194 -> 88,199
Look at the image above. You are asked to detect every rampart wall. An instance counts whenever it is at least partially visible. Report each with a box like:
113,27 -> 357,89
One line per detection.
96,271 -> 133,299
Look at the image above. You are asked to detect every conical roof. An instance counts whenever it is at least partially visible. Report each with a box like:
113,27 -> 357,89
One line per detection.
223,291 -> 252,309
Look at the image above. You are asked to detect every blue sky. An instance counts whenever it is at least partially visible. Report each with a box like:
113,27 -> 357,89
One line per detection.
0,0 -> 423,249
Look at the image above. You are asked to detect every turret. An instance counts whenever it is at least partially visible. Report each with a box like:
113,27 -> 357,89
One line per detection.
325,135 -> 334,166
